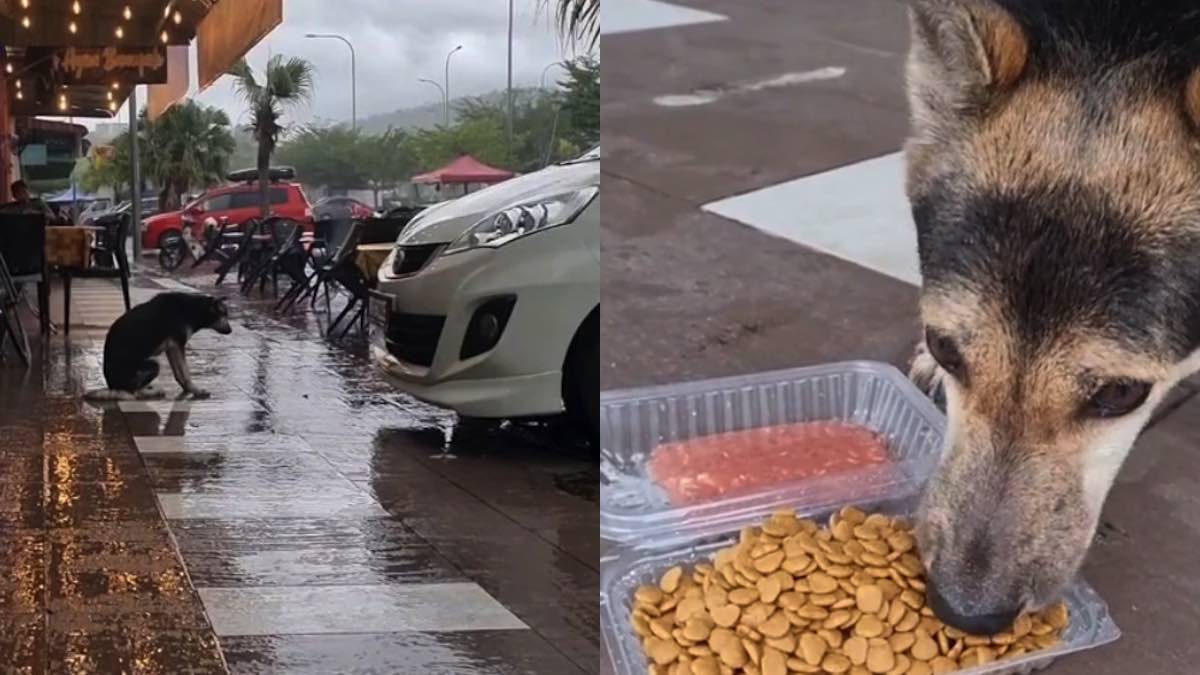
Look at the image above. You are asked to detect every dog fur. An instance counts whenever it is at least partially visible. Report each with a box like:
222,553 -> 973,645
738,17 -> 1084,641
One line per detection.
904,0 -> 1200,629
85,292 -> 232,401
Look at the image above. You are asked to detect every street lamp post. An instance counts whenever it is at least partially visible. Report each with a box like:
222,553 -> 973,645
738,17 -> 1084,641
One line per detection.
444,45 -> 463,128
305,33 -> 357,132
540,62 -> 565,91
418,78 -> 447,126
507,0 -> 514,163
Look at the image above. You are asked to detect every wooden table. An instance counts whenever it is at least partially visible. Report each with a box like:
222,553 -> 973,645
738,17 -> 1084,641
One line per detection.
354,243 -> 393,281
45,226 -> 96,269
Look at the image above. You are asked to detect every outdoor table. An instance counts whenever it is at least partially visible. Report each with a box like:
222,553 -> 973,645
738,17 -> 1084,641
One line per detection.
355,243 -> 392,281
45,226 -> 95,269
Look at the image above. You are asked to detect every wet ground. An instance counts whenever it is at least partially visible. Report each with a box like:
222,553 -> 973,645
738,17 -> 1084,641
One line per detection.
0,273 -> 597,674
601,1 -> 1200,673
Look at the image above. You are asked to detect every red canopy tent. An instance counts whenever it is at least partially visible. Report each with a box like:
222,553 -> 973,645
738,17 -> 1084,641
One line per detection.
412,155 -> 514,187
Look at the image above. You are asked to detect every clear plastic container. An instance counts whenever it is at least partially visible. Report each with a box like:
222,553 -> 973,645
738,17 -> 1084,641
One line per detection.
599,361 -> 1120,674
600,361 -> 946,543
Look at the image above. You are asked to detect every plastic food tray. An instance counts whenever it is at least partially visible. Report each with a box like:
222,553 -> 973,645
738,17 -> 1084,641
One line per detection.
599,362 -> 1120,674
600,361 -> 946,543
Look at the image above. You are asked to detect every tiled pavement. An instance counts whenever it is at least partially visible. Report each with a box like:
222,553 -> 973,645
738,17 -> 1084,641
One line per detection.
601,1 -> 1200,673
0,274 -> 597,674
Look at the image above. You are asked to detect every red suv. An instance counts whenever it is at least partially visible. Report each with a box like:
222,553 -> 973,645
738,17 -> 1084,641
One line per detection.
142,180 -> 313,250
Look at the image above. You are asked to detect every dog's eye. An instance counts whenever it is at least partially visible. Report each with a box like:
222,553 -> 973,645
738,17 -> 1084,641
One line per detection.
1085,379 -> 1152,418
925,327 -> 966,380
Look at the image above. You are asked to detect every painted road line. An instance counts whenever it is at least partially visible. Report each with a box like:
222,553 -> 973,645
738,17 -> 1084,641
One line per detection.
134,434 -> 314,454
199,583 -> 528,636
703,152 -> 921,285
654,67 -> 847,107
156,491 -> 389,520
602,0 -> 727,35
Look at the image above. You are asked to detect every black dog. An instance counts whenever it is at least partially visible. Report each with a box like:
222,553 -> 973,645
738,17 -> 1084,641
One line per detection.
86,293 -> 232,400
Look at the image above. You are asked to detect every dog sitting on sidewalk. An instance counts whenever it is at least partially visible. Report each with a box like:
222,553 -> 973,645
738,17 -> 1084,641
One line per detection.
84,292 -> 232,401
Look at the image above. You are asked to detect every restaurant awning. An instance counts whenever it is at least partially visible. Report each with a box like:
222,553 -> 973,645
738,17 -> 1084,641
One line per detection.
0,0 -> 281,118
412,155 -> 515,185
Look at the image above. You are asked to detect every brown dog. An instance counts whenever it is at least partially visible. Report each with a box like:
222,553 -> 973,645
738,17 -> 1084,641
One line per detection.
903,0 -> 1200,634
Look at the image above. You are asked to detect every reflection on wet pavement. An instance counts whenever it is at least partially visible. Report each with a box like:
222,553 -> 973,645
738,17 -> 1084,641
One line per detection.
0,276 -> 598,674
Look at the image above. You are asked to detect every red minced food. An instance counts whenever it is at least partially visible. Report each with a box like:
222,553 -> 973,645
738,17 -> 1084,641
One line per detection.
648,421 -> 891,504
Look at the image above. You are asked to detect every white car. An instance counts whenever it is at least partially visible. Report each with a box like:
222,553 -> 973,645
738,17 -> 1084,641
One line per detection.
369,147 -> 599,437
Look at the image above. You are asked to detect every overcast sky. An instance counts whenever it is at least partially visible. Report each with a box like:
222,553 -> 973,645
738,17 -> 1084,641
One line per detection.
57,0 -> 587,131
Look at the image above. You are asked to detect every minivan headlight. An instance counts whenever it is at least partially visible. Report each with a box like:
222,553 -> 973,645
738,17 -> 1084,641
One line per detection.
442,187 -> 597,255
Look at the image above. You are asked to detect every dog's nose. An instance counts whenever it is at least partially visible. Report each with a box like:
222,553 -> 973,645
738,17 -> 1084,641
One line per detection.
926,579 -> 1019,636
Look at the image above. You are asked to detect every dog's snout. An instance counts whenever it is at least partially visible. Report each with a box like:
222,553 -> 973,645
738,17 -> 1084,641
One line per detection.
926,578 -> 1019,635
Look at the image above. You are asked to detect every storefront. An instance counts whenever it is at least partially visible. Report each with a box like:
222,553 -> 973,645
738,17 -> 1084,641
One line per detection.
0,0 -> 282,202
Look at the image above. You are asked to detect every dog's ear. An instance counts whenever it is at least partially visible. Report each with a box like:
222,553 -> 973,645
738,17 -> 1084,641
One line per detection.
1184,69 -> 1200,131
907,0 -> 1027,112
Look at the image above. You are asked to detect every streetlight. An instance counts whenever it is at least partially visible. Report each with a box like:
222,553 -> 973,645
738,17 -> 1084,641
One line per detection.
305,33 -> 357,132
418,78 -> 447,126
540,62 -> 566,91
444,44 -> 463,128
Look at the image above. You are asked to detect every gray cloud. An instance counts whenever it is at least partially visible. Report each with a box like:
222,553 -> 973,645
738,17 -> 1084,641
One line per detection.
64,0 -> 588,131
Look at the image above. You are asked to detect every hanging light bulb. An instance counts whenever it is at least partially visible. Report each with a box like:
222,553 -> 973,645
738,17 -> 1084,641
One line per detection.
173,10 -> 181,24
15,91 -> 22,101
108,101 -> 117,112
19,0 -> 29,8
4,63 -> 12,74
14,80 -> 21,89
72,1 -> 81,14
21,16 -> 30,28
164,3 -> 171,18
123,5 -> 132,20
106,90 -> 112,101
160,30 -> 169,44
58,95 -> 68,111
114,25 -> 124,39
111,81 -> 119,90
68,21 -> 77,34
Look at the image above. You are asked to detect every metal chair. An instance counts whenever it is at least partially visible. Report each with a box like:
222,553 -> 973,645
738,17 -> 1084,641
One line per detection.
0,213 -> 50,337
240,217 -> 305,296
60,212 -> 132,335
277,218 -> 361,315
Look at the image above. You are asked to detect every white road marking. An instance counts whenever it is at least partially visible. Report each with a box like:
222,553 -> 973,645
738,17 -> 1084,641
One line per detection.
654,67 -> 846,107
199,583 -> 528,636
703,152 -> 922,285
133,434 -> 314,454
156,491 -> 389,519
602,0 -> 727,35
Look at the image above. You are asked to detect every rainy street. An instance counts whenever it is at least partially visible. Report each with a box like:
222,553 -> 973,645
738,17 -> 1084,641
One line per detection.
0,275 -> 597,674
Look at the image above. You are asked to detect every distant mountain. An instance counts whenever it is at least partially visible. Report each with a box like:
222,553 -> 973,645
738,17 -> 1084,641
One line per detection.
359,87 -> 551,134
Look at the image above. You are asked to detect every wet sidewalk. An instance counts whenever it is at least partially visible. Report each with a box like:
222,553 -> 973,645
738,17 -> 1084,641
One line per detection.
0,275 -> 597,674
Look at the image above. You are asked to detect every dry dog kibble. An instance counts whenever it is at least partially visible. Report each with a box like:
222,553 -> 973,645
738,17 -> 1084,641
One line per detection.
629,506 -> 1070,674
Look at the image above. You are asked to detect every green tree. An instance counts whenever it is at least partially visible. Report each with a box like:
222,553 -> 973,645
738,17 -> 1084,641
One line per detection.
229,55 -> 315,216
357,128 -> 415,207
143,101 -> 236,210
278,124 -> 366,191
560,56 -> 599,149
547,0 -> 599,48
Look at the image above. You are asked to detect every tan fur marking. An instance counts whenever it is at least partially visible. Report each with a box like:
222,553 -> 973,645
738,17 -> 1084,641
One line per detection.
972,3 -> 1027,88
960,83 -> 1200,233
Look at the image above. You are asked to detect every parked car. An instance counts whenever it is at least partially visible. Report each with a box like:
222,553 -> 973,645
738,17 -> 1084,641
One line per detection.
369,146 -> 599,438
141,172 -> 313,250
75,199 -> 114,225
313,196 -> 376,221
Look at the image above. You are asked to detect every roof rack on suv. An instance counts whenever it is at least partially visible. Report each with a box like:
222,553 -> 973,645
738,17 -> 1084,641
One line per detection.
226,166 -> 296,183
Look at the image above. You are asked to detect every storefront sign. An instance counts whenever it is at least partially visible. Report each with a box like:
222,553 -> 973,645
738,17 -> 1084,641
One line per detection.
24,47 -> 168,85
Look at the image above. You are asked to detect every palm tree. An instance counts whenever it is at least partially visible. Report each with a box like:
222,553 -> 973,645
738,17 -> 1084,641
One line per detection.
143,101 -> 236,210
228,55 -> 315,216
550,0 -> 599,48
